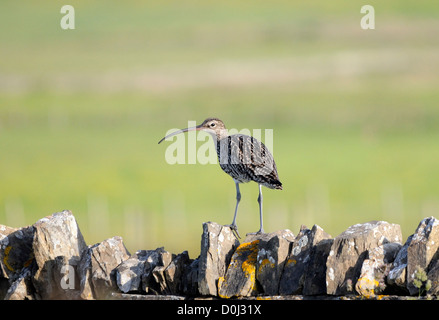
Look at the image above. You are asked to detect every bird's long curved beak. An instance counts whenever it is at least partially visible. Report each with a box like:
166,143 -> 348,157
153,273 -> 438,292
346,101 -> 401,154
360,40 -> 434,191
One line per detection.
158,124 -> 202,144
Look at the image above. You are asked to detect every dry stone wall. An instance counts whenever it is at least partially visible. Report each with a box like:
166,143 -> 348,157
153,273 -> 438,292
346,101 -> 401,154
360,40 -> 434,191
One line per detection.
1,210 -> 439,299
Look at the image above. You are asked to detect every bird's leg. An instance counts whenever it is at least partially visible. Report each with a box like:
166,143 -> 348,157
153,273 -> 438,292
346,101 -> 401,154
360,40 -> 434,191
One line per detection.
257,184 -> 264,234
225,181 -> 241,239
247,184 -> 265,236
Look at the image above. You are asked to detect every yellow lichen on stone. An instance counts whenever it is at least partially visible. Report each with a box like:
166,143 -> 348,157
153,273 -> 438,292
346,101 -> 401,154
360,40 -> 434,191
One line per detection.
286,258 -> 297,267
217,276 -> 231,299
3,246 -> 15,272
256,296 -> 272,300
218,240 -> 261,298
235,240 -> 259,255
259,258 -> 275,270
240,240 -> 259,276
237,240 -> 260,293
356,276 -> 379,298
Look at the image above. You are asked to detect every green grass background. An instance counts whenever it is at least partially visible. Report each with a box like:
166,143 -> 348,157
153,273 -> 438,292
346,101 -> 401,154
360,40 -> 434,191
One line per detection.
1,0 -> 439,256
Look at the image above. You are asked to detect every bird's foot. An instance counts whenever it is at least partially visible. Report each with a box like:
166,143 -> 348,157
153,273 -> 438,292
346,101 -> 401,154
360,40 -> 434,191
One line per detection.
246,229 -> 265,236
224,223 -> 241,239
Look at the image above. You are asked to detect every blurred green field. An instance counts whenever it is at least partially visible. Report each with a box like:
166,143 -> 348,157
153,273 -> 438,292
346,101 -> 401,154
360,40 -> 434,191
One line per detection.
1,0 -> 439,256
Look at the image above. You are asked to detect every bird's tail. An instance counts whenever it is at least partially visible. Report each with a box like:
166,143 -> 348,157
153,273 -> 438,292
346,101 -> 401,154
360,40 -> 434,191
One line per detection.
273,180 -> 283,190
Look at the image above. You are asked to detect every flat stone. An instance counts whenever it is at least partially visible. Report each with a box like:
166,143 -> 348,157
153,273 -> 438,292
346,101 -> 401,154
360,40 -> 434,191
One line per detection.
116,251 -> 150,293
218,239 -> 260,298
110,292 -> 185,300
302,238 -> 334,295
198,222 -> 240,296
427,258 -> 439,295
326,220 -> 402,295
254,230 -> 294,295
355,242 -> 402,297
141,247 -> 173,294
32,210 -> 87,300
181,258 -> 199,296
280,225 -> 330,295
0,225 -> 34,281
388,217 -> 439,295
164,251 -> 191,295
79,236 -> 130,299
406,216 -> 439,295
387,236 -> 411,289
3,267 -> 35,300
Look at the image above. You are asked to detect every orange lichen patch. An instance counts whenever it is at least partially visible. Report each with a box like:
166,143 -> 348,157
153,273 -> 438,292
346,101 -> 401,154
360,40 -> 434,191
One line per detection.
259,258 -> 275,270
285,258 -> 297,267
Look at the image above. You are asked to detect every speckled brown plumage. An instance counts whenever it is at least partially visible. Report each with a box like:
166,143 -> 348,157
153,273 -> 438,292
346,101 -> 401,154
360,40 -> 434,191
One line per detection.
217,134 -> 282,190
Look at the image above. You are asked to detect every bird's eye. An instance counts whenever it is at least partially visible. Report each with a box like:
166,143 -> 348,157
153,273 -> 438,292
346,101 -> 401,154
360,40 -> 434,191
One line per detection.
210,123 -> 216,127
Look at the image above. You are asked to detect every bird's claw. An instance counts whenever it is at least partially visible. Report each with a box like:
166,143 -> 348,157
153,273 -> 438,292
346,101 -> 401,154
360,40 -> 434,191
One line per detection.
224,224 -> 241,239
246,229 -> 265,236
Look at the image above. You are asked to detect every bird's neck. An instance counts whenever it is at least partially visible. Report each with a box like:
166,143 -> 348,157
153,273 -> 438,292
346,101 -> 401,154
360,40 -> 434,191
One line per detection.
216,129 -> 229,141
206,129 -> 229,143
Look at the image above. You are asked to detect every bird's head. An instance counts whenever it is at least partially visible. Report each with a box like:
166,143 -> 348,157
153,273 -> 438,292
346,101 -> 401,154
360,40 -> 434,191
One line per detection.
198,118 -> 226,133
158,118 -> 228,144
